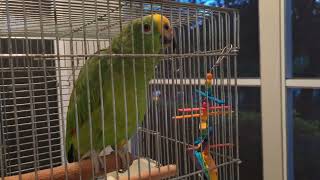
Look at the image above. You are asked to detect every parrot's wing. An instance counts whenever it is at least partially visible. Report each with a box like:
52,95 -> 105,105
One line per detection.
66,49 -> 111,161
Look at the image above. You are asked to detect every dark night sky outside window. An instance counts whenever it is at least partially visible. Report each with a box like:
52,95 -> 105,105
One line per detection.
291,88 -> 320,180
177,0 -> 260,77
292,0 -> 320,77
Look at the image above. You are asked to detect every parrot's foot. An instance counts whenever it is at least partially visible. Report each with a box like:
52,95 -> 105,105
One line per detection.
116,148 -> 130,173
81,150 -> 105,176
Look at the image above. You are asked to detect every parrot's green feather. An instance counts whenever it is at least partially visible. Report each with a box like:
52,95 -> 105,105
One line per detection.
66,15 -> 163,162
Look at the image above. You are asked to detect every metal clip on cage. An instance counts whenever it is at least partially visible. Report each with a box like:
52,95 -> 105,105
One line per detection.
0,0 -> 240,179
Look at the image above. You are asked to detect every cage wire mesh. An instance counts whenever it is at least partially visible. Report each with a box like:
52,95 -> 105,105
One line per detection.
0,0 -> 240,179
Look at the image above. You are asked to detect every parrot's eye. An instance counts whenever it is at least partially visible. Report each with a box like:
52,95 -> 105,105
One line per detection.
143,24 -> 151,34
164,24 -> 169,30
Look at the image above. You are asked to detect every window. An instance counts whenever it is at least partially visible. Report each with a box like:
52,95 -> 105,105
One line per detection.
238,87 -> 262,180
291,0 -> 320,77
286,1 -> 320,180
289,88 -> 320,180
234,0 -> 260,77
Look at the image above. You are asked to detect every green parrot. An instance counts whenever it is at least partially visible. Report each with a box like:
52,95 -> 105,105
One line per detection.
65,14 -> 174,175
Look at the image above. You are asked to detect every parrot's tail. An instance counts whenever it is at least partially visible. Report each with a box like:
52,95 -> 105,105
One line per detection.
67,143 -> 76,163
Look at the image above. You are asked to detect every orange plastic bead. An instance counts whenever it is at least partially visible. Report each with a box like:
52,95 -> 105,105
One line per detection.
206,73 -> 213,80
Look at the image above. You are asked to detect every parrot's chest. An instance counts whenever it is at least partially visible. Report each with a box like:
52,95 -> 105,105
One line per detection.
98,59 -> 159,146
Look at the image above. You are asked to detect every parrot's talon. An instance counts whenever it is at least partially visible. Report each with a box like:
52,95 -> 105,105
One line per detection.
116,150 -> 129,173
81,150 -> 105,176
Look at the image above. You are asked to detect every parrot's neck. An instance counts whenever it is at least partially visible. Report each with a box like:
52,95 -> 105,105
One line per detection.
99,47 -> 161,71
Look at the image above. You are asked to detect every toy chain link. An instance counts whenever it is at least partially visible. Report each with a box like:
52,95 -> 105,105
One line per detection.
209,44 -> 234,73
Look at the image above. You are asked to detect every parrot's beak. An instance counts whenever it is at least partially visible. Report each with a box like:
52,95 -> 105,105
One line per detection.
161,27 -> 175,50
172,33 -> 176,52
150,14 -> 175,50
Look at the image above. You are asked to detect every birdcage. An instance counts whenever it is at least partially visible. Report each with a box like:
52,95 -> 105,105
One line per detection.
0,0 -> 240,179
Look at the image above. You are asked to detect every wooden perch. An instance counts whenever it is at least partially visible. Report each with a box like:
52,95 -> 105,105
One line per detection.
3,152 -> 177,180
3,152 -> 134,180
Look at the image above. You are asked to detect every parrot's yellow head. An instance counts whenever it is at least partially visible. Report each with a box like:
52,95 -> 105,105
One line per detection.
112,14 -> 175,54
147,14 -> 174,48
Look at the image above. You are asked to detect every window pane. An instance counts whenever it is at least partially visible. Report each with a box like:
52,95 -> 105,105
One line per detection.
176,0 -> 260,77
235,1 -> 260,77
292,1 -> 320,77
238,87 -> 262,180
291,88 -> 320,179
288,89 -> 320,180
